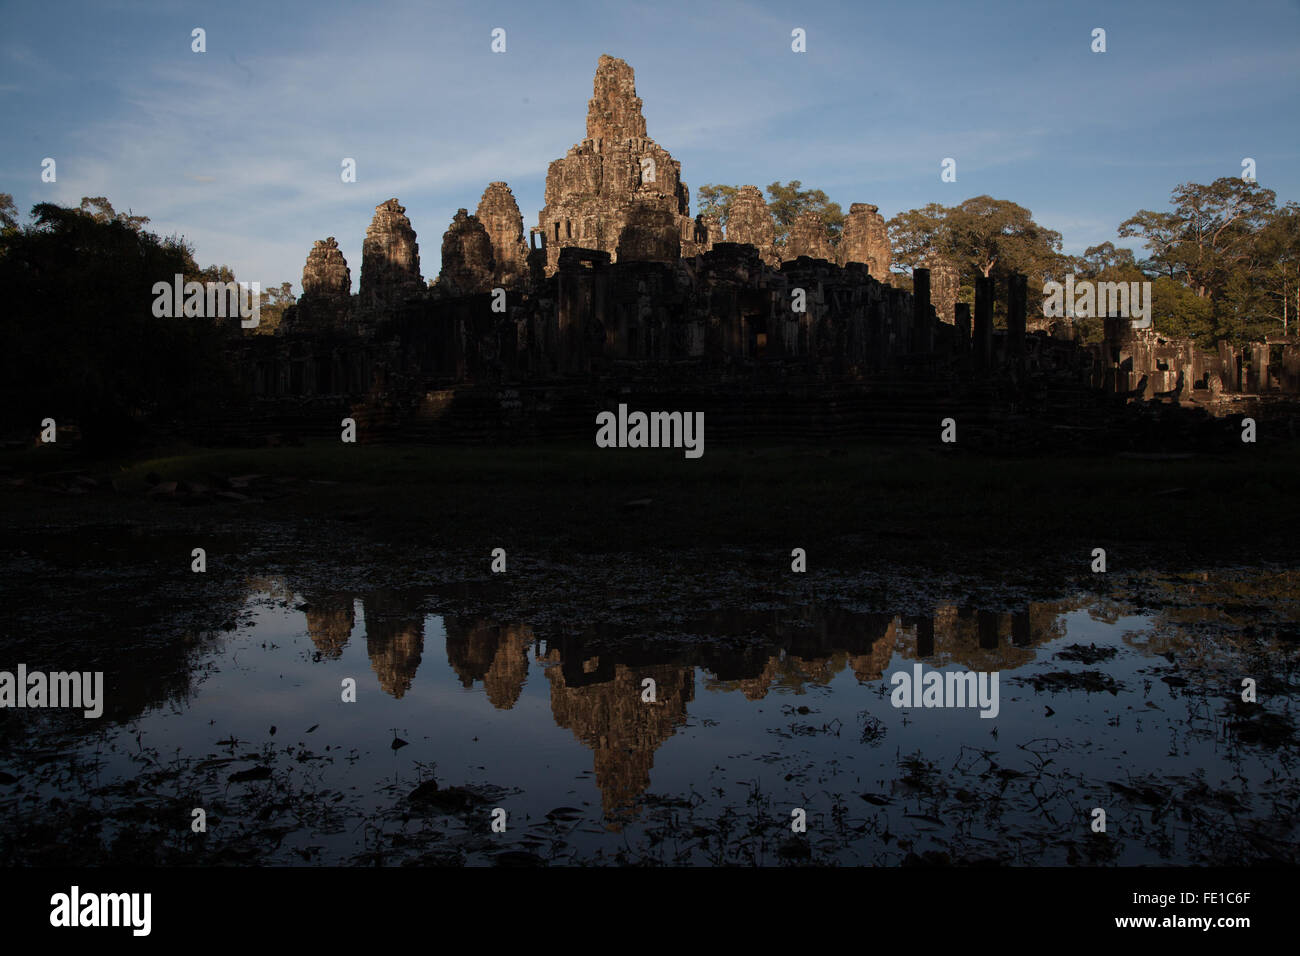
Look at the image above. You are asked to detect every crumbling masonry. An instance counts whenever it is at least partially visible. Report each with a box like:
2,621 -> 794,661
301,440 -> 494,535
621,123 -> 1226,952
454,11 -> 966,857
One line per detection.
230,55 -> 1298,441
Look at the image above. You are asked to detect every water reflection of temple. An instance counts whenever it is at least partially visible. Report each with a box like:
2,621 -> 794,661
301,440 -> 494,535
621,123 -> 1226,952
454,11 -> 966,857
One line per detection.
542,653 -> 694,817
705,602 -> 1070,698
304,593 -> 355,659
301,589 -> 425,699
291,585 -> 1085,814
444,618 -> 534,709
362,591 -> 426,699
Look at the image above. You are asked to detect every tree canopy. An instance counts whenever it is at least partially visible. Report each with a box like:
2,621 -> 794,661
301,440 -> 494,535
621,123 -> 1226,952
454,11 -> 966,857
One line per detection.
888,196 -> 1066,284
1118,178 -> 1297,345
696,181 -> 844,246
0,197 -> 238,447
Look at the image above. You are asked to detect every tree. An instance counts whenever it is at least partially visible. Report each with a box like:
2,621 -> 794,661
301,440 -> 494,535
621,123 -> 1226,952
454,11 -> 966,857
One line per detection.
764,180 -> 844,245
1254,202 -> 1300,335
1075,242 -> 1137,278
887,202 -> 950,275
1118,177 -> 1276,299
696,184 -> 739,227
0,199 -> 235,448
694,181 -> 845,245
1150,276 -> 1216,346
943,196 -> 1066,281
78,195 -> 151,232
888,197 -> 1066,285
0,193 -> 17,233
255,281 -> 296,335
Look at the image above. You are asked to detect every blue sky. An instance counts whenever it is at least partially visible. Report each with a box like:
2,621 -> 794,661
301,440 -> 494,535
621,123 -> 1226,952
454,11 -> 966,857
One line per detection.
3,0 -> 1297,292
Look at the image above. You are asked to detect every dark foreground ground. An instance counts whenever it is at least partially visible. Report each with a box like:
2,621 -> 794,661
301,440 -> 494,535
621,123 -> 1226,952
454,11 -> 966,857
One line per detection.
5,437 -> 1299,569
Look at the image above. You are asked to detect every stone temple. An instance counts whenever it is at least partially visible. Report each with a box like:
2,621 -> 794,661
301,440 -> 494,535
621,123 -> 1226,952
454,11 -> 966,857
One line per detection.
534,55 -> 695,274
232,54 -> 1292,442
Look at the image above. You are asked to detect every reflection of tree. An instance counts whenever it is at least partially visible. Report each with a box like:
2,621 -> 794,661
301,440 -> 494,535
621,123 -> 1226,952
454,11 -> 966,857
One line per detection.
444,618 -> 534,710
3,559 -> 255,743
360,592 -> 425,699
1126,570 -> 1300,659
1086,600 -> 1129,626
544,653 -> 694,817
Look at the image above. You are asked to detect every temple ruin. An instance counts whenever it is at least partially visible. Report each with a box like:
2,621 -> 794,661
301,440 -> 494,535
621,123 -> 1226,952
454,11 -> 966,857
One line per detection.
837,203 -> 891,280
474,182 -> 529,289
725,185 -> 780,267
534,55 -> 695,274
360,198 -> 422,310
223,54 -> 1299,446
435,208 -> 495,296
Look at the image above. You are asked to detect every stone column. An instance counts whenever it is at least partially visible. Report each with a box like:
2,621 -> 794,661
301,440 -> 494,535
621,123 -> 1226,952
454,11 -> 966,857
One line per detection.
1012,611 -> 1031,647
912,267 -> 932,354
974,276 -> 994,370
1250,343 -> 1269,392
916,616 -> 935,658
978,610 -> 999,650
955,303 -> 972,354
1007,273 -> 1027,356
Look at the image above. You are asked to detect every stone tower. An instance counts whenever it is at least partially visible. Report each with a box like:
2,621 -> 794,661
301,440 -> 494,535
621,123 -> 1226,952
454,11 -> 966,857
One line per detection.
695,213 -> 723,250
725,185 -> 779,267
437,208 -> 495,296
294,237 -> 352,331
784,209 -> 834,262
475,182 -> 529,289
537,55 -> 693,274
360,198 -> 422,308
301,237 -> 351,299
838,203 -> 891,282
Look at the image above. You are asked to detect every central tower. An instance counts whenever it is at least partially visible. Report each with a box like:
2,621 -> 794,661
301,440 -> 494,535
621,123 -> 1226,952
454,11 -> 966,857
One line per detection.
536,55 -> 693,274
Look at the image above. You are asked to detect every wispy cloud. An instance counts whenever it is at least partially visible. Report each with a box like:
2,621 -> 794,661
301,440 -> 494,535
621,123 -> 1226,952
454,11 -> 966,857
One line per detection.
3,0 -> 1297,290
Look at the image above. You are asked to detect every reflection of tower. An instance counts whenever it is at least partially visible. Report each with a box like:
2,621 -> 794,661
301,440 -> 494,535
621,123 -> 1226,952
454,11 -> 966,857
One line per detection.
736,656 -> 781,700
303,592 -> 355,659
444,618 -> 534,710
360,592 -> 425,699
849,618 -> 899,683
544,653 -> 694,817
